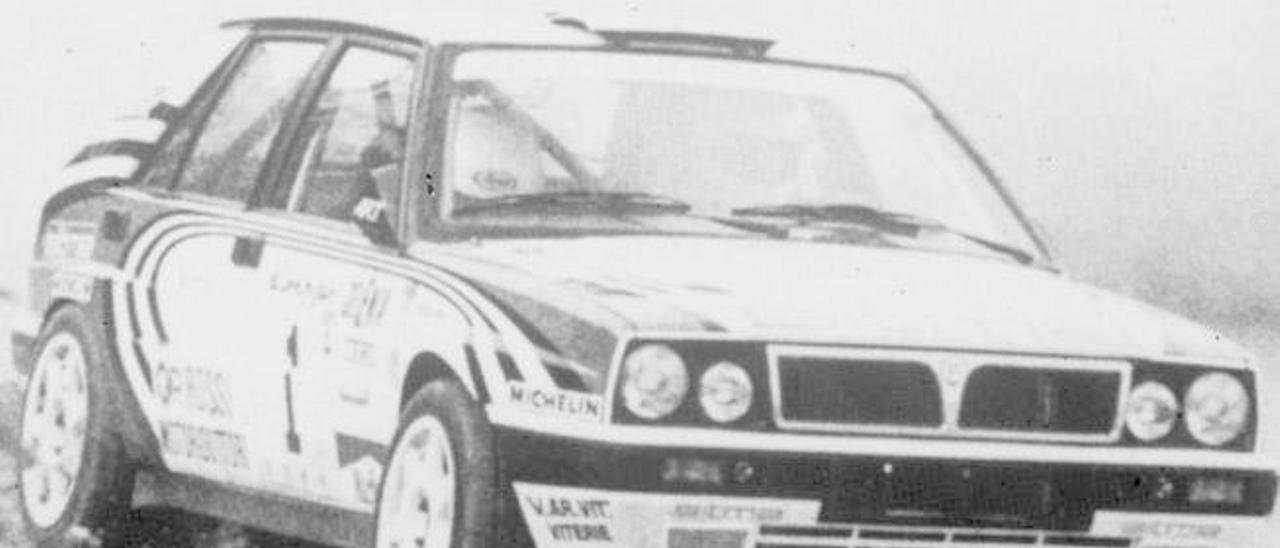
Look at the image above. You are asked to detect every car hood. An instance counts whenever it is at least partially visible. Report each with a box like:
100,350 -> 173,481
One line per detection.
414,237 -> 1247,365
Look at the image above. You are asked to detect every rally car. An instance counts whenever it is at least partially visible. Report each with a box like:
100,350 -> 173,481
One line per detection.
12,10 -> 1277,548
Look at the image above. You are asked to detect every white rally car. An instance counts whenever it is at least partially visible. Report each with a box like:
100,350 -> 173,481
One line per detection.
12,11 -> 1277,548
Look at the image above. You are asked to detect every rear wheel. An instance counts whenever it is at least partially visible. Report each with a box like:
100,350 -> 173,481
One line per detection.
373,378 -> 500,548
18,307 -> 134,547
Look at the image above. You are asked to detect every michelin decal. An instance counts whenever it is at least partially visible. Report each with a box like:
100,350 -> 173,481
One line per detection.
507,382 -> 604,421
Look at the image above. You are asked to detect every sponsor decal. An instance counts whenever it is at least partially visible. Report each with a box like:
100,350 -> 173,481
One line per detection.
351,197 -> 387,224
42,221 -> 97,262
671,503 -> 787,523
514,483 -> 820,548
549,524 -> 613,542
507,382 -> 603,421
1119,521 -> 1222,540
160,422 -> 248,469
154,361 -> 233,418
346,456 -> 383,506
526,497 -> 612,519
1091,512 -> 1255,548
341,279 -> 391,327
339,337 -> 376,367
268,272 -> 337,307
335,337 -> 377,404
49,272 -> 94,303
524,495 -> 614,544
259,458 -> 332,500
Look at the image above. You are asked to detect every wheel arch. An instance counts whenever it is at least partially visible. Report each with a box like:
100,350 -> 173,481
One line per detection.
399,351 -> 471,413
41,298 -> 81,326
31,299 -> 100,373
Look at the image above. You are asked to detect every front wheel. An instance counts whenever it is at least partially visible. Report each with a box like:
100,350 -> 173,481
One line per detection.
373,378 -> 500,548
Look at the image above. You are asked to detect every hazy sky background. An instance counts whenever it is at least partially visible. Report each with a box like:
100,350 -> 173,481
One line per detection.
1,0 -> 1277,331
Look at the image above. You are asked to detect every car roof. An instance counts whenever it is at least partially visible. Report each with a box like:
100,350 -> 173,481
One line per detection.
222,8 -> 905,75
222,7 -> 606,47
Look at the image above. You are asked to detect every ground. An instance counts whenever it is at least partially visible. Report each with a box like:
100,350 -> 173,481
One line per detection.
2,307 -> 27,548
1,301 -> 1278,546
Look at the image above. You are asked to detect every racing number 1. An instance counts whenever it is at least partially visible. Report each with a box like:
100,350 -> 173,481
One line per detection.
284,325 -> 301,453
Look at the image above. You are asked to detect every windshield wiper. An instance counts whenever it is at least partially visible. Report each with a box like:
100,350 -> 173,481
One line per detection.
732,203 -> 918,233
452,191 -> 693,217
730,203 -> 1037,265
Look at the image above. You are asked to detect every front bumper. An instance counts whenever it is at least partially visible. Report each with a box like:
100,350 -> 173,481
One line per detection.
511,482 -> 1269,548
497,427 -> 1277,548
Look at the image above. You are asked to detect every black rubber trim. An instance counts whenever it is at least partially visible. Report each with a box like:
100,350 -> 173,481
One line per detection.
464,344 -> 490,403
952,532 -> 1038,544
858,529 -> 947,541
759,526 -> 852,538
1043,536 -> 1132,547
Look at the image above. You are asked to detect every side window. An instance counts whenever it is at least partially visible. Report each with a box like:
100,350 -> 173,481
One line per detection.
141,55 -> 234,189
143,117 -> 201,190
173,41 -> 325,202
285,47 -> 414,228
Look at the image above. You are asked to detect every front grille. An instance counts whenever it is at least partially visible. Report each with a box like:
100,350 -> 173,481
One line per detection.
776,356 -> 942,429
959,366 -> 1122,436
770,347 -> 1128,443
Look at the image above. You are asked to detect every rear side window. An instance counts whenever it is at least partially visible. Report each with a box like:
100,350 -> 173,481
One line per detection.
141,32 -> 244,190
174,41 -> 324,202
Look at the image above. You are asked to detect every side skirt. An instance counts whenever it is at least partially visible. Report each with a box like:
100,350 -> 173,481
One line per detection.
132,469 -> 373,548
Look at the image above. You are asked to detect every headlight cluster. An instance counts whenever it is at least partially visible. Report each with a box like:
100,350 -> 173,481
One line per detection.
619,343 -> 760,424
1124,381 -> 1179,441
1124,367 -> 1253,448
698,361 -> 755,423
1184,373 -> 1251,446
620,344 -> 690,420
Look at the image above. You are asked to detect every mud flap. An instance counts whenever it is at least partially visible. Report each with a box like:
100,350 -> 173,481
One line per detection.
10,329 -> 34,377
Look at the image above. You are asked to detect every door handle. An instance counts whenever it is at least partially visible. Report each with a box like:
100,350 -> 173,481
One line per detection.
231,235 -> 264,268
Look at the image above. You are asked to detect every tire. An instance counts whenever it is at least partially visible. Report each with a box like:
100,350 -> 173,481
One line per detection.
373,378 -> 503,548
18,306 -> 136,548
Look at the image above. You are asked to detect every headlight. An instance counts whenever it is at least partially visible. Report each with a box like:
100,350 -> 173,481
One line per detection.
1184,372 -> 1250,446
621,344 -> 689,420
698,361 -> 754,423
1124,381 -> 1179,441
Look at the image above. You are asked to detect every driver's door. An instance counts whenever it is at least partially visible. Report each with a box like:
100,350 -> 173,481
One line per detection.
250,41 -> 418,511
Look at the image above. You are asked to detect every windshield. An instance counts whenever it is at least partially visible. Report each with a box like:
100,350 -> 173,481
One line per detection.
438,48 -> 1040,258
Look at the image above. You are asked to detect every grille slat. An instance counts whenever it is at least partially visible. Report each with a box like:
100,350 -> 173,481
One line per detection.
776,357 -> 943,428
959,366 -> 1121,435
